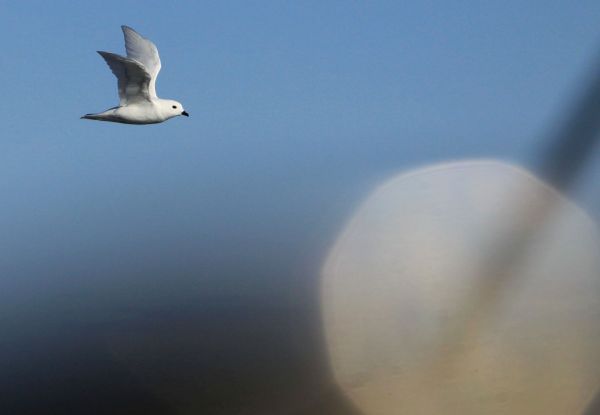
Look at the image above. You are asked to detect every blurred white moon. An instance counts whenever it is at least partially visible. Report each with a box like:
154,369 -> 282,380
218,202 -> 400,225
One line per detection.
322,160 -> 600,414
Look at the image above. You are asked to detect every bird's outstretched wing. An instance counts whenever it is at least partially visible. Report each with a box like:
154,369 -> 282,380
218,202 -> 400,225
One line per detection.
97,51 -> 151,105
121,26 -> 161,98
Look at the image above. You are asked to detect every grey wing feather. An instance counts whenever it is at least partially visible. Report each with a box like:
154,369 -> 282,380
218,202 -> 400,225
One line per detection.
121,26 -> 161,98
97,51 -> 151,105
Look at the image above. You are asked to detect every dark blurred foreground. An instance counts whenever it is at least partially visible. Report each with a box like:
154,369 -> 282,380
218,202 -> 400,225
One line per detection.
0,300 -> 359,414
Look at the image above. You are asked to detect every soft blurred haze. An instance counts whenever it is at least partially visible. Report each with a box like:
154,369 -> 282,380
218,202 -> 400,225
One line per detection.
322,160 -> 600,414
3,1 -> 600,414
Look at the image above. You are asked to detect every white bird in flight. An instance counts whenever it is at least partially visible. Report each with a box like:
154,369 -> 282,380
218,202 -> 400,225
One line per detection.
82,26 -> 189,124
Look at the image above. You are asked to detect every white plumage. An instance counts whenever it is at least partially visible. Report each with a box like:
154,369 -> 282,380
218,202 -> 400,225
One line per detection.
82,26 -> 188,124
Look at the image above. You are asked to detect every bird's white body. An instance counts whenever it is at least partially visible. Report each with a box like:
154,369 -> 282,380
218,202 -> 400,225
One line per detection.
82,26 -> 188,125
84,99 -> 183,125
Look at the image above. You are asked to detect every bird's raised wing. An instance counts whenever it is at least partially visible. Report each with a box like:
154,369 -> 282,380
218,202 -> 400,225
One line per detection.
97,51 -> 151,105
121,26 -> 161,98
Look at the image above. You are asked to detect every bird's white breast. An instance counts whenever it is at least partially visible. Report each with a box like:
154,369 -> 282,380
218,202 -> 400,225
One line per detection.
114,102 -> 164,124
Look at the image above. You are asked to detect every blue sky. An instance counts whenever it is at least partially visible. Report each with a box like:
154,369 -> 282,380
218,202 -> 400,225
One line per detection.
5,2 -> 600,413
3,1 -> 600,308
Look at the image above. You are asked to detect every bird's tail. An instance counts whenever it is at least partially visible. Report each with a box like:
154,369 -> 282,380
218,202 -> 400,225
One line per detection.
81,113 -> 102,121
81,107 -> 119,122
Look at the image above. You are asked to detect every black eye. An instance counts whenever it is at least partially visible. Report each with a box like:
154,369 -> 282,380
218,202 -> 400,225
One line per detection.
172,105 -> 177,109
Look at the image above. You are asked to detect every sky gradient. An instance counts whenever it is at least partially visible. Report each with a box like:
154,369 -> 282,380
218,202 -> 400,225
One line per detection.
3,2 -> 600,413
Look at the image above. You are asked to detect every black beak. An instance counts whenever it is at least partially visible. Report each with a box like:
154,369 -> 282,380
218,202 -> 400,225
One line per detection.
181,111 -> 189,117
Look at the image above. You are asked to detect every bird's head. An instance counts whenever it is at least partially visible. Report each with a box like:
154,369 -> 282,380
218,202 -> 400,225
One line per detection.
161,99 -> 189,119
